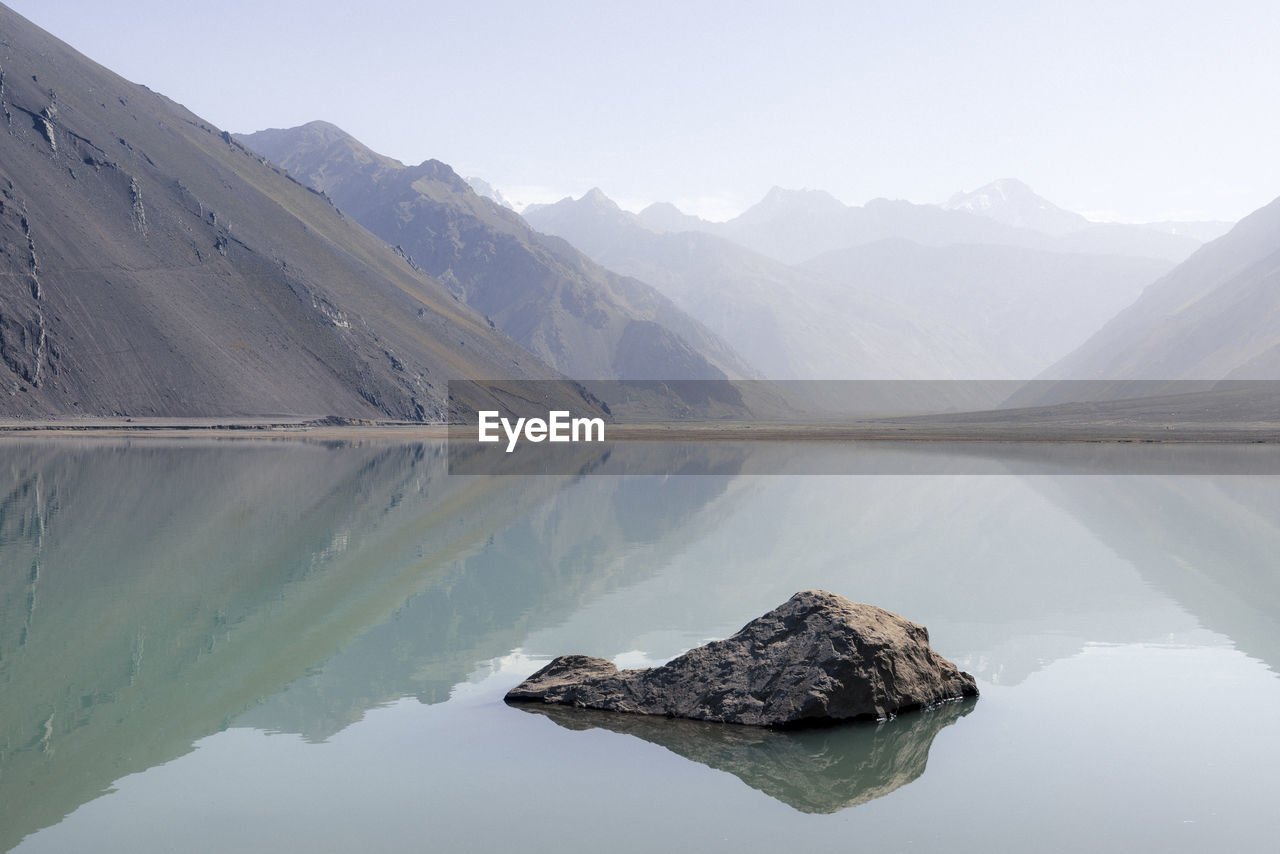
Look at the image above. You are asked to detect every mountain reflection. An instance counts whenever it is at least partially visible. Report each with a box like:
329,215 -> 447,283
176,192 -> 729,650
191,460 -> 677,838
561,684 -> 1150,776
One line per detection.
0,439 -> 739,847
1029,475 -> 1280,676
3,439 -> 1279,849
516,700 -> 975,813
236,468 -> 739,740
0,440 -> 517,848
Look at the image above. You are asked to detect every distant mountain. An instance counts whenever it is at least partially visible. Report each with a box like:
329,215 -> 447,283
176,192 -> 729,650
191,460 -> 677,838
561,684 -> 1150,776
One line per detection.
637,201 -> 707,233
1138,220 -> 1235,243
1052,221 -> 1212,261
637,185 -> 1207,266
1034,194 -> 1280,383
635,188 -> 1026,263
237,124 -> 751,383
944,178 -> 1089,236
946,179 -> 1236,244
945,179 -> 1239,259
804,240 -> 1170,377
464,175 -> 515,210
746,186 -> 849,220
0,5 -> 582,421
727,189 -> 1043,265
524,191 -> 1005,380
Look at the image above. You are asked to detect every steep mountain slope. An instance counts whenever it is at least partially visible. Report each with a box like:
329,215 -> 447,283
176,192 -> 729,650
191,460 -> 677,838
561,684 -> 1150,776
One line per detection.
524,191 -> 1004,380
638,186 -> 1204,265
236,123 -> 751,382
0,4 -> 575,420
803,239 -> 1170,377
1037,194 -> 1280,381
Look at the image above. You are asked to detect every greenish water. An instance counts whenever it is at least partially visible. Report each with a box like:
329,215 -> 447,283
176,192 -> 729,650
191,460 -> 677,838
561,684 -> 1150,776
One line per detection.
2,440 -> 1279,852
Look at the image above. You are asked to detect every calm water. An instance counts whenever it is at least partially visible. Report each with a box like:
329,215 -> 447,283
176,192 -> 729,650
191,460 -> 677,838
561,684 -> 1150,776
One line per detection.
2,439 -> 1278,852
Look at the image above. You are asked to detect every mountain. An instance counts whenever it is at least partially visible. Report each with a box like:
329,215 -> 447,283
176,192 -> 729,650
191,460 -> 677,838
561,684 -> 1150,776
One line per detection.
725,190 -> 1044,265
637,201 -> 708,233
717,186 -> 851,262
947,178 -> 1236,247
463,175 -> 514,210
236,123 -> 752,383
946,179 -> 1239,261
524,191 -> 1005,380
803,240 -> 1171,377
636,188 -> 1035,263
1140,220 -> 1235,243
0,4 -> 581,421
944,178 -> 1089,236
638,186 -> 1206,266
1035,194 -> 1280,383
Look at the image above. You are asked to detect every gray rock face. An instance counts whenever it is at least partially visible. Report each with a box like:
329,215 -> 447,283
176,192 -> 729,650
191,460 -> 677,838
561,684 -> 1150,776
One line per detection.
505,590 -> 977,727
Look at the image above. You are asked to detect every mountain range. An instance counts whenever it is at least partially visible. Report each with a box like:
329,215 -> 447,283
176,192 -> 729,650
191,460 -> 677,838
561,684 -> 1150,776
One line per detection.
235,122 -> 752,384
632,180 -> 1222,266
524,189 -> 1174,379
1,0 -> 1276,423
945,179 -> 1234,244
802,240 -> 1170,377
525,189 -> 1005,380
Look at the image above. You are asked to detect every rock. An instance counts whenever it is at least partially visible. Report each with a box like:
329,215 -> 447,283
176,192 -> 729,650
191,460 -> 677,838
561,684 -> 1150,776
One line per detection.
505,590 -> 977,728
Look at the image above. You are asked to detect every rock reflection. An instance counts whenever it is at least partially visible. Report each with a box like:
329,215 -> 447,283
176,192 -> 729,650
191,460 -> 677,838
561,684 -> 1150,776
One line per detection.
516,700 -> 975,814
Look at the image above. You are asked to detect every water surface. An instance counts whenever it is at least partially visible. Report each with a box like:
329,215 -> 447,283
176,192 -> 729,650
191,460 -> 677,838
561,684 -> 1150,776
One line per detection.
2,439 -> 1278,852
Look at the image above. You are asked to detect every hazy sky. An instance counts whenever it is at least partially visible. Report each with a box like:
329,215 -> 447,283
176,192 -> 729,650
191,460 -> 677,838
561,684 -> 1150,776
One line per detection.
8,0 -> 1280,222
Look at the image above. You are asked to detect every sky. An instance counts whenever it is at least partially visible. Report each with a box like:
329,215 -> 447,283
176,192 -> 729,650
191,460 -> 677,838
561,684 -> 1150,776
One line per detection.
7,0 -> 1280,223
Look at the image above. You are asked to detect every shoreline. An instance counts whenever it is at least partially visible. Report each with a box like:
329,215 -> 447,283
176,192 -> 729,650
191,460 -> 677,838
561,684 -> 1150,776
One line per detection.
2,417 -> 1279,443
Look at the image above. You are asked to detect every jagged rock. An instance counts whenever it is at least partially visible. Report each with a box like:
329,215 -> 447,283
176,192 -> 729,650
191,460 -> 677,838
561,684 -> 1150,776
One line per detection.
506,590 -> 978,727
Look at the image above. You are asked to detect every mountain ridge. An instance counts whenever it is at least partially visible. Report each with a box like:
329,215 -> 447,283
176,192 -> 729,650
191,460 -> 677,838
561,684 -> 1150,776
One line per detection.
523,190 -> 1010,380
630,182 -> 1211,265
944,178 -> 1090,236
237,122 -> 754,383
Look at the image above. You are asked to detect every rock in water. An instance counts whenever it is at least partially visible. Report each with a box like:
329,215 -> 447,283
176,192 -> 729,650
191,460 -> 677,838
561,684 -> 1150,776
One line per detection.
505,590 -> 977,727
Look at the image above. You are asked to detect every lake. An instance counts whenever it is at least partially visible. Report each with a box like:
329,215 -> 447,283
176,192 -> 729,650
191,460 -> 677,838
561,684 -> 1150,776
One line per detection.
2,439 -> 1278,852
